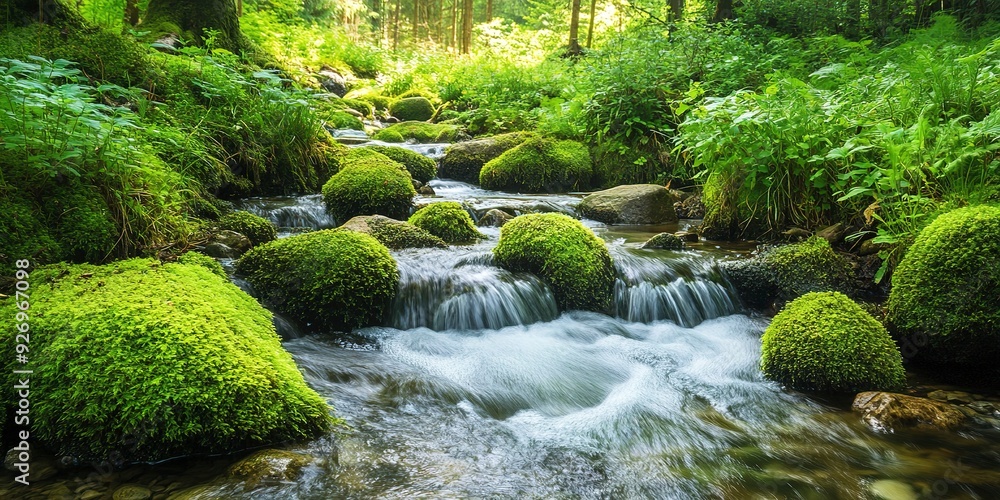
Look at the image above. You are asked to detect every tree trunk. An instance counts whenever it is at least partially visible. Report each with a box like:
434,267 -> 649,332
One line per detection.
125,0 -> 140,25
451,0 -> 457,50
586,0 -> 597,47
486,0 -> 493,21
712,0 -> 734,22
461,0 -> 472,54
412,0 -> 420,43
668,0 -> 684,20
142,0 -> 246,52
6,0 -> 82,27
567,0 -> 582,55
393,0 -> 401,50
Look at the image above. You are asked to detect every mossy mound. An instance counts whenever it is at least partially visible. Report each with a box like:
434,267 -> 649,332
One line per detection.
364,145 -> 437,183
480,138 -> 592,193
408,202 -> 485,245
236,230 -> 399,332
176,251 -> 226,278
886,205 -> 1000,366
372,121 -> 462,143
0,196 -> 61,276
699,168 -> 769,241
723,236 -> 854,310
438,132 -> 534,183
218,211 -> 278,247
761,291 -> 905,392
321,149 -> 416,223
642,233 -> 684,250
341,98 -> 375,118
0,259 -> 332,463
493,213 -> 614,312
341,215 -> 447,249
389,97 -> 435,122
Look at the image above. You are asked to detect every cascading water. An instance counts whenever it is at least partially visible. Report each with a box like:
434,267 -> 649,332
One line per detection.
235,194 -> 335,232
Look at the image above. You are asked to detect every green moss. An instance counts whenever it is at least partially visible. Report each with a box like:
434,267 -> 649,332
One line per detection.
408,202 -> 485,245
642,233 -> 684,250
590,139 -> 664,188
341,215 -> 447,250
341,98 -> 374,118
438,132 -> 534,183
761,291 -> 905,392
700,167 -> 770,241
480,138 -> 592,193
886,205 -> 1000,366
0,259 -> 333,462
322,111 -> 364,130
321,149 -> 416,223
397,89 -> 439,102
0,195 -> 62,276
47,183 -> 117,263
353,93 -> 393,112
372,121 -> 461,143
218,211 -> 278,247
236,230 -> 399,331
365,145 -> 437,183
493,213 -> 614,312
389,97 -> 435,122
177,251 -> 226,278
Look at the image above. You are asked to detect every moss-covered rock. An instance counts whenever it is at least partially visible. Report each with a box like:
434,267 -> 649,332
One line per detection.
760,291 -> 905,392
340,98 -> 375,118
722,236 -> 854,310
227,449 -> 313,488
341,215 -> 447,249
886,205 -> 1000,366
321,149 -> 416,223
0,259 -> 332,463
480,138 -> 592,193
389,97 -> 435,122
408,202 -> 485,244
0,196 -> 61,277
493,213 -> 613,312
578,184 -> 678,225
438,132 -> 534,183
218,211 -> 277,247
364,145 -> 437,183
236,229 -> 399,331
372,121 -> 462,143
642,233 -> 684,250
176,251 -> 226,278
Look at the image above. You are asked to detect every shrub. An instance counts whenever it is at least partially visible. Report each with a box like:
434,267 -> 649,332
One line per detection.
493,213 -> 614,312
372,121 -> 462,143
321,149 -> 416,223
886,205 -> 1000,366
218,211 -> 278,247
364,145 -> 437,183
480,138 -> 592,193
389,97 -> 435,122
438,132 -> 534,183
236,230 -> 399,331
0,259 -> 333,463
408,202 -> 485,244
761,291 -> 906,392
177,251 -> 227,278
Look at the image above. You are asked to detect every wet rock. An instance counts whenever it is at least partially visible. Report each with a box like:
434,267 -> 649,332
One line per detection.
412,179 -> 424,190
675,231 -> 699,243
45,483 -> 73,497
200,230 -> 252,258
80,490 -> 104,500
968,401 -> 998,415
113,484 -> 153,500
340,214 -> 447,249
438,132 -> 534,183
578,184 -> 678,225
642,232 -> 684,250
317,68 -> 347,97
870,479 -> 918,500
673,194 -> 705,219
853,391 -> 967,432
167,484 -> 227,500
227,449 -> 313,489
926,390 -> 973,404
152,34 -> 181,53
859,239 -> 889,256
815,223 -> 846,245
477,208 -> 513,228
418,185 -> 435,196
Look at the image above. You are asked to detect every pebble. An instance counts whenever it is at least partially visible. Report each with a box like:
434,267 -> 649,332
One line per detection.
870,479 -> 918,500
113,483 -> 153,500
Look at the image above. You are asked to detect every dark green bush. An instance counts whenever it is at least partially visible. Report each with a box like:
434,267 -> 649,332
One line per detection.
365,145 -> 437,183
493,213 -> 614,312
321,149 -> 416,222
408,202 -> 485,244
480,138 -> 592,193
389,97 -> 435,121
236,229 -> 399,331
761,291 -> 905,392
438,132 -> 534,183
218,211 -> 278,247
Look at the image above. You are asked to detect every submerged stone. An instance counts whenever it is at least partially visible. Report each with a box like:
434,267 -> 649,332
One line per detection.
852,392 -> 967,433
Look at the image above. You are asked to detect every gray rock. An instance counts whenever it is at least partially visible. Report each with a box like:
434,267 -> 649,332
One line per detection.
675,231 -> 699,243
478,209 -> 513,227
815,223 -> 846,244
227,449 -> 312,488
208,230 -> 252,257
317,69 -> 347,97
853,391 -> 967,433
642,232 -> 684,250
418,185 -> 436,196
673,194 -> 706,219
578,184 -> 678,225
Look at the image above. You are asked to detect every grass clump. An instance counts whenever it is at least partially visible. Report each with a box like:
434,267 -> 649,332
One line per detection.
321,149 -> 416,223
480,138 -> 592,193
408,202 -> 485,244
493,213 -> 614,312
364,145 -> 437,183
0,259 -> 333,463
761,291 -> 905,392
372,121 -> 462,143
236,230 -> 399,332
438,132 -> 534,183
218,211 -> 278,247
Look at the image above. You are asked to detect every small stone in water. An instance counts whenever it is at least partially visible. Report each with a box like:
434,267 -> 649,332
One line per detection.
870,479 -> 918,500
927,390 -> 973,404
113,484 -> 153,500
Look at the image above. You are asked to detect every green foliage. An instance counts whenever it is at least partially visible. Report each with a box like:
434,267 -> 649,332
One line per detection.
493,213 -> 614,312
886,205 -> 1000,366
372,121 -> 462,143
364,145 -> 437,183
760,291 -> 906,392
341,98 -> 374,118
218,211 -> 278,247
438,132 -> 534,183
0,195 -> 61,275
389,96 -> 435,121
480,137 -> 592,193
321,149 -> 416,223
236,229 -> 399,331
0,259 -> 333,462
176,251 -> 227,278
408,202 -> 485,244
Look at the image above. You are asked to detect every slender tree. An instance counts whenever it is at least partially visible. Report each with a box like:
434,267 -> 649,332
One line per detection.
413,0 -> 420,42
486,0 -> 493,21
125,0 -> 140,25
668,0 -> 684,20
393,0 -> 401,50
460,0 -> 472,54
450,0 -> 457,50
567,0 -> 582,55
585,0 -> 597,47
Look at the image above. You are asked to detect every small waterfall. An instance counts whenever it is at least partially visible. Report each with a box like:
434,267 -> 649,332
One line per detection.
352,141 -> 451,160
388,248 -> 559,331
611,248 -> 740,327
235,194 -> 335,231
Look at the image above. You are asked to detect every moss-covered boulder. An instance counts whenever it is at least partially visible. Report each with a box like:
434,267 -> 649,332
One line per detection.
886,205 -> 1000,367
236,229 -> 399,331
578,184 -> 678,225
364,145 -> 437,183
438,132 -> 534,183
218,211 -> 277,247
722,236 -> 854,310
493,213 -> 613,312
341,215 -> 447,249
642,232 -> 684,250
852,392 -> 967,433
408,202 -> 485,245
389,97 -> 435,122
227,449 -> 313,488
760,291 -> 906,392
322,149 -> 416,223
480,138 -> 592,193
372,121 -> 462,143
0,259 -> 332,463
